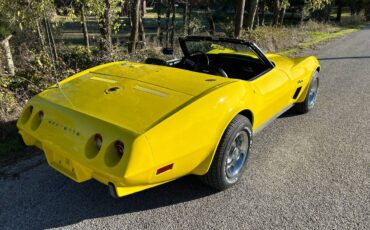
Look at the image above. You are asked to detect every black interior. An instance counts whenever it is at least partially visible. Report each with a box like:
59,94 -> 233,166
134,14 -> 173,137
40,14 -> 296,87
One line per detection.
145,51 -> 271,81
173,53 -> 270,80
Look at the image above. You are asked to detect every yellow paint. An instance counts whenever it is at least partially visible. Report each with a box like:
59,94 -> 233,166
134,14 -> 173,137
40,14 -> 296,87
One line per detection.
17,54 -> 319,197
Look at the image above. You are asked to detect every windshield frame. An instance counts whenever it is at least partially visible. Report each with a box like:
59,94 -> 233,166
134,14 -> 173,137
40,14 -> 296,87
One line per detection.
178,36 -> 274,70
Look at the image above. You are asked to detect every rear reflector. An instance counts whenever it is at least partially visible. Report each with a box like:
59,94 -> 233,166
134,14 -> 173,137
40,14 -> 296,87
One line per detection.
156,163 -> 173,175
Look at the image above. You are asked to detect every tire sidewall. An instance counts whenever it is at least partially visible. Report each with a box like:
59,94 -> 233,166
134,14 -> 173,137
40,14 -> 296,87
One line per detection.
220,117 -> 252,186
306,71 -> 320,111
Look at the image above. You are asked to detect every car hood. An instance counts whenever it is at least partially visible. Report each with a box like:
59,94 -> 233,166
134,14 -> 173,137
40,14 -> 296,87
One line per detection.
36,61 -> 233,134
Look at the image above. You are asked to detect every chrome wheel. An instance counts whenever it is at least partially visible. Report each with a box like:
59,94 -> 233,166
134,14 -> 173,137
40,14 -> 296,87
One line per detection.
308,76 -> 319,107
225,130 -> 249,181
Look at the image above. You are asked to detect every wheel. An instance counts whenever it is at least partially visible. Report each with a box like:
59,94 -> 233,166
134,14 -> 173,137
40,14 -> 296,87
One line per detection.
200,115 -> 252,190
295,71 -> 319,114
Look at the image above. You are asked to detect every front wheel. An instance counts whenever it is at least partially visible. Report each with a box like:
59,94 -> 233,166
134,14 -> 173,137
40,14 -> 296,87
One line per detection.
200,115 -> 252,190
295,71 -> 319,114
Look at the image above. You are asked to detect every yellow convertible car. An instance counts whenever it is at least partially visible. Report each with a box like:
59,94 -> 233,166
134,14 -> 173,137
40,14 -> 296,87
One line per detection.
17,36 -> 320,198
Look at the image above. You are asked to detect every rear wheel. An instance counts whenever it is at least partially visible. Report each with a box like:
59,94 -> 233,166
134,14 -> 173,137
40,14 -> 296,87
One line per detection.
200,115 -> 252,190
295,71 -> 319,114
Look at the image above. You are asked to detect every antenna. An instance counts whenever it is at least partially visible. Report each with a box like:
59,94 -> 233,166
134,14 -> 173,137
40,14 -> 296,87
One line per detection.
43,11 -> 60,88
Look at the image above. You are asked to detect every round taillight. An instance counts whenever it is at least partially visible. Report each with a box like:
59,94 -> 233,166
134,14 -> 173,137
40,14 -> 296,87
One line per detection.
31,110 -> 44,130
38,111 -> 44,119
94,134 -> 103,151
20,106 -> 33,124
114,141 -> 124,157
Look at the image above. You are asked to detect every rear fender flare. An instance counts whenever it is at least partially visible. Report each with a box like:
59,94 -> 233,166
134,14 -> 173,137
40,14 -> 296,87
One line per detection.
191,107 -> 254,175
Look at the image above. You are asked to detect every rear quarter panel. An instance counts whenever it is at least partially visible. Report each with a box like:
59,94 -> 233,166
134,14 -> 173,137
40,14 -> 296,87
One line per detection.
144,81 -> 256,183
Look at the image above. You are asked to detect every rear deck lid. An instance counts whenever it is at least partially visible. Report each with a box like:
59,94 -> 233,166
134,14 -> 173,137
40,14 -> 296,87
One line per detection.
38,62 -> 232,133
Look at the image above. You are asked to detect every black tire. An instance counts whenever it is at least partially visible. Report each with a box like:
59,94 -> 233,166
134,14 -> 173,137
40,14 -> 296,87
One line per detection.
295,71 -> 319,114
200,115 -> 252,190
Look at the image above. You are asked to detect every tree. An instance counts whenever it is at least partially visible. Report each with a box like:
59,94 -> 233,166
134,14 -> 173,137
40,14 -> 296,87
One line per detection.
0,0 -> 56,75
206,4 -> 216,35
336,0 -> 343,22
156,0 -> 163,44
78,1 -> 90,49
129,0 -> 141,53
272,0 -> 280,26
0,35 -> 15,76
170,0 -> 176,47
246,0 -> 259,30
259,0 -> 266,26
183,0 -> 189,35
89,0 -> 125,52
234,0 -> 246,38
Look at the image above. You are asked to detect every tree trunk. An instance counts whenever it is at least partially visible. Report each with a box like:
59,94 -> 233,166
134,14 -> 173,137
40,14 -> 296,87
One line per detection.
129,0 -> 141,53
36,20 -> 46,52
139,15 -> 146,47
207,6 -> 216,35
234,0 -> 246,38
170,0 -> 176,48
165,3 -> 171,47
350,0 -> 356,15
99,0 -> 112,52
246,0 -> 258,30
0,35 -> 15,76
187,3 -> 192,35
278,6 -> 286,25
183,0 -> 189,35
259,0 -> 265,26
324,3 -> 332,22
128,0 -> 133,27
156,0 -> 162,45
300,4 -> 307,24
272,0 -> 280,26
80,4 -> 90,50
336,0 -> 343,22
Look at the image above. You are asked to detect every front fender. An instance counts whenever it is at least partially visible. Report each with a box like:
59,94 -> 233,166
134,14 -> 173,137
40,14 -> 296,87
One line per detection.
294,56 -> 321,103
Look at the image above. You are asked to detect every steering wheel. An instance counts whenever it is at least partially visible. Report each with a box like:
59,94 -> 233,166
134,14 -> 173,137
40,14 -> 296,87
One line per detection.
182,50 -> 228,78
199,65 -> 229,78
183,51 -> 210,68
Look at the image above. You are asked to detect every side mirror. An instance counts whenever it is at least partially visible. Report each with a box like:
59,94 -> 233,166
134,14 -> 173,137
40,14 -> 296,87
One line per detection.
162,48 -> 173,55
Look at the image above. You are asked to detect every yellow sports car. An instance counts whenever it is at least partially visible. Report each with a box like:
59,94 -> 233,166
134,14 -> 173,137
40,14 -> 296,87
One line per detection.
17,36 -> 320,197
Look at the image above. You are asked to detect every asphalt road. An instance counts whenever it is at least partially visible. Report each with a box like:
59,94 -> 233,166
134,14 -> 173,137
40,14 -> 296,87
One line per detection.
1,25 -> 369,230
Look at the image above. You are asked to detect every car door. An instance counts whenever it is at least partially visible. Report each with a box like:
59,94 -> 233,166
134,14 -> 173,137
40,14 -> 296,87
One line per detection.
250,68 -> 293,129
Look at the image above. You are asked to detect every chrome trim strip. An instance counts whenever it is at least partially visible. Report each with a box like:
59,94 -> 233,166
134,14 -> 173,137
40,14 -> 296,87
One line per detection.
253,104 -> 294,135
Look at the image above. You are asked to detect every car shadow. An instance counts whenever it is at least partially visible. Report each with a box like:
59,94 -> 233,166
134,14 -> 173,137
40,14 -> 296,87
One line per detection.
2,163 -> 219,229
278,107 -> 300,119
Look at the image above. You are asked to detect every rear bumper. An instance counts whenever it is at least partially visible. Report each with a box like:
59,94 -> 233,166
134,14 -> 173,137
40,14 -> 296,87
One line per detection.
16,97 -> 161,197
20,128 -> 165,197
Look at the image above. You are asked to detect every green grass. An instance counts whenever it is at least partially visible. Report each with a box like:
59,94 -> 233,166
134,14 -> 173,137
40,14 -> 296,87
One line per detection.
278,27 -> 358,56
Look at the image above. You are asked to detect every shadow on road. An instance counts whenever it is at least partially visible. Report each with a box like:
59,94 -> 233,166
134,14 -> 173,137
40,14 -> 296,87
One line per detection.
2,167 -> 218,229
318,56 -> 370,61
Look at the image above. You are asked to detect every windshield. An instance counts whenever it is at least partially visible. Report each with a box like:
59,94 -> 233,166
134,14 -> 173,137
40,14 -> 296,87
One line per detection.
184,40 -> 260,61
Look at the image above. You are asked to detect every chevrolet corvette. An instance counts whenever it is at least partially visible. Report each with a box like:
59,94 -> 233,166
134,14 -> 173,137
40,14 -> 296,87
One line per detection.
17,36 -> 320,197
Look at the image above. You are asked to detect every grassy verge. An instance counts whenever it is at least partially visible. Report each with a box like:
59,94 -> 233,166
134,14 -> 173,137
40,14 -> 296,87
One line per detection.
241,20 -> 363,57
279,26 -> 358,56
